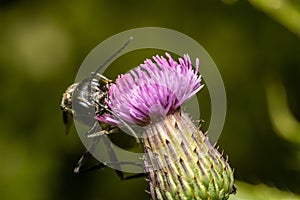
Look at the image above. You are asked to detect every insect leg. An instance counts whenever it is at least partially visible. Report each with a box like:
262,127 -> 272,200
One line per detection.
75,132 -> 146,179
94,100 -> 140,143
74,121 -> 101,173
74,162 -> 146,180
73,119 -> 118,173
114,170 -> 146,180
101,134 -> 145,180
86,126 -> 120,138
74,123 -> 138,174
73,137 -> 101,174
105,109 -> 140,143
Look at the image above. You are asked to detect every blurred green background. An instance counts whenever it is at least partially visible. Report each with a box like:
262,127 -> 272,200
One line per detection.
0,0 -> 300,199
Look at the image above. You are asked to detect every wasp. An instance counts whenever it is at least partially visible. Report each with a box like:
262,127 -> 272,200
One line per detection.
60,38 -> 143,178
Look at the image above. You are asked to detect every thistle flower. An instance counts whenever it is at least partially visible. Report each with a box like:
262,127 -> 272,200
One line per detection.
97,53 -> 235,199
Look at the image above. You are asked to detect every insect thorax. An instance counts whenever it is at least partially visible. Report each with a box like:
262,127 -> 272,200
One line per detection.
61,73 -> 111,127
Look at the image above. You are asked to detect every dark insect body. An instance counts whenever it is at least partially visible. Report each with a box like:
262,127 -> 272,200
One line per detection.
60,72 -> 121,173
60,73 -> 112,135
60,38 -> 143,178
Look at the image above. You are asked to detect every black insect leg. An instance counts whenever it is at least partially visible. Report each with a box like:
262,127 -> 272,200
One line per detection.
74,121 -> 102,173
74,120 -> 119,173
74,140 -> 146,180
73,140 -> 102,173
101,134 -> 145,180
75,160 -> 146,180
75,132 -> 146,180
115,170 -> 146,180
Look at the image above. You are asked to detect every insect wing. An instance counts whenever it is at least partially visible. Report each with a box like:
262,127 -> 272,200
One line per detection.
63,111 -> 73,134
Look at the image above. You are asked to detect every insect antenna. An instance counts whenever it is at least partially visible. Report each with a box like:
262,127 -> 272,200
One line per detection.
88,37 -> 133,92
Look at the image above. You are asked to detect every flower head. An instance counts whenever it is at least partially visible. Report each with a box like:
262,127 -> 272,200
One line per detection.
97,53 -> 235,200
97,53 -> 203,126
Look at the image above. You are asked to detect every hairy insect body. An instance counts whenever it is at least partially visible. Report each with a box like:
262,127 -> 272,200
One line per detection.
61,83 -> 78,116
60,73 -> 112,134
60,38 -> 141,175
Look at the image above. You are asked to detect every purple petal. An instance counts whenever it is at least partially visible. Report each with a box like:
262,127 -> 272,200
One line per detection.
97,53 -> 203,126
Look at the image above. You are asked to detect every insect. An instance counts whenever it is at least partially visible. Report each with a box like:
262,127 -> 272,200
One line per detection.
60,38 -> 143,178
